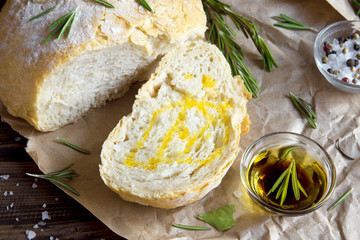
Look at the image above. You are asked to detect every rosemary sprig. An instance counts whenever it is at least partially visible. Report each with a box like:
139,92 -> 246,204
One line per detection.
26,163 -> 80,196
91,0 -> 114,8
351,0 -> 360,16
138,0 -> 154,13
327,188 -> 353,211
266,147 -> 307,206
29,5 -> 57,21
172,223 -> 211,230
202,0 -> 278,98
57,138 -> 91,154
44,10 -> 77,44
289,92 -> 318,129
273,14 -> 318,32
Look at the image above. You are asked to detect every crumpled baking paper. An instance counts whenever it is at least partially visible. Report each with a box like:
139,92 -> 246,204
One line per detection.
1,0 -> 360,239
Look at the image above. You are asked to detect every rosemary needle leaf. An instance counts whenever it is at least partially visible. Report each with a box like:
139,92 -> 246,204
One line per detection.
280,146 -> 300,160
327,188 -> 353,211
26,163 -> 80,196
91,0 -> 115,8
202,0 -> 278,98
297,179 -> 308,198
139,0 -> 154,13
273,14 -> 318,32
280,160 -> 293,206
58,12 -> 76,40
172,224 -> 211,230
266,166 -> 290,196
67,11 -> 77,38
275,179 -> 286,200
289,92 -> 317,129
49,12 -> 74,30
291,159 -> 300,200
48,178 -> 80,196
29,5 -> 57,21
56,138 -> 91,154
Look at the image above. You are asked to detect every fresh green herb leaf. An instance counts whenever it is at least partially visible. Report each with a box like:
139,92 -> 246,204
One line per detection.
327,188 -> 353,211
279,146 -> 301,160
202,0 -> 278,98
29,5 -> 57,21
91,0 -> 115,8
197,204 -> 237,231
26,163 -> 80,196
297,179 -> 308,198
172,223 -> 211,230
138,0 -> 153,13
56,138 -> 91,154
44,10 -> 77,44
273,14 -> 318,32
289,92 -> 317,129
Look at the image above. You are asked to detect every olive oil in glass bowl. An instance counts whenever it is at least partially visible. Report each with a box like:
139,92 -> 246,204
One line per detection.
240,132 -> 336,216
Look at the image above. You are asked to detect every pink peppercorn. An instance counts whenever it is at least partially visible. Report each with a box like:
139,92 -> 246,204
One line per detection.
342,77 -> 350,83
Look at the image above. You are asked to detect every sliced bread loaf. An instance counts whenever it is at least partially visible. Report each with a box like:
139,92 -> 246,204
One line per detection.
0,0 -> 206,131
100,41 -> 251,208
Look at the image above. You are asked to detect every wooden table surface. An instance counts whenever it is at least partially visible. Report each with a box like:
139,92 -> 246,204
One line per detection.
0,119 -> 126,240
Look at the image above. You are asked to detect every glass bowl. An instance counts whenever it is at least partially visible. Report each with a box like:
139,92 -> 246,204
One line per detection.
240,132 -> 336,216
314,20 -> 360,93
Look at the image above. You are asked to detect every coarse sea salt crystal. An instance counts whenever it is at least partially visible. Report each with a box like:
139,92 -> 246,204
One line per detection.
10,203 -> 14,208
33,224 -> 38,229
38,221 -> 46,226
32,183 -> 38,189
42,203 -> 47,208
9,191 -> 13,195
4,191 -> 7,196
42,211 -> 51,220
25,230 -> 36,240
16,218 -> 19,222
0,175 -> 10,180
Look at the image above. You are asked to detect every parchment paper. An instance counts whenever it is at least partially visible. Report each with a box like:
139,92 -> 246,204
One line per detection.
1,0 -> 360,239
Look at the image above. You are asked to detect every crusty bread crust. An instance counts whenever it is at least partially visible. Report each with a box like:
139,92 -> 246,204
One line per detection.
0,0 -> 206,131
100,41 -> 251,208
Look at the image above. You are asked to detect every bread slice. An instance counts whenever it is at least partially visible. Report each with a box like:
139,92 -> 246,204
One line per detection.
0,0 -> 206,131
100,41 -> 251,209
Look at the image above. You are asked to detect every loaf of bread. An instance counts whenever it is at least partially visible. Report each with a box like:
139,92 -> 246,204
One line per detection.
100,41 -> 251,209
0,0 -> 206,131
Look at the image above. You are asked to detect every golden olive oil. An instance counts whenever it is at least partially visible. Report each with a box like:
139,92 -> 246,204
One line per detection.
247,146 -> 327,210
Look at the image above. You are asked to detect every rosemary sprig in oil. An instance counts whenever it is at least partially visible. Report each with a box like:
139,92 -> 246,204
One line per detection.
57,138 -> 91,154
44,10 -> 77,44
26,163 -> 80,196
327,188 -> 353,211
272,14 -> 318,32
139,0 -> 153,13
202,0 -> 278,98
289,92 -> 318,129
91,0 -> 114,8
266,147 -> 308,206
29,5 -> 57,21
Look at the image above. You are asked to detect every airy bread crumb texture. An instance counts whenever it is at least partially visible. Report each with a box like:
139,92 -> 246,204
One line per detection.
100,41 -> 251,208
0,0 -> 206,131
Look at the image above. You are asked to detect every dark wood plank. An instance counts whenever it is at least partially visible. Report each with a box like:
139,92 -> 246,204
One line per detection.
0,120 -> 125,239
